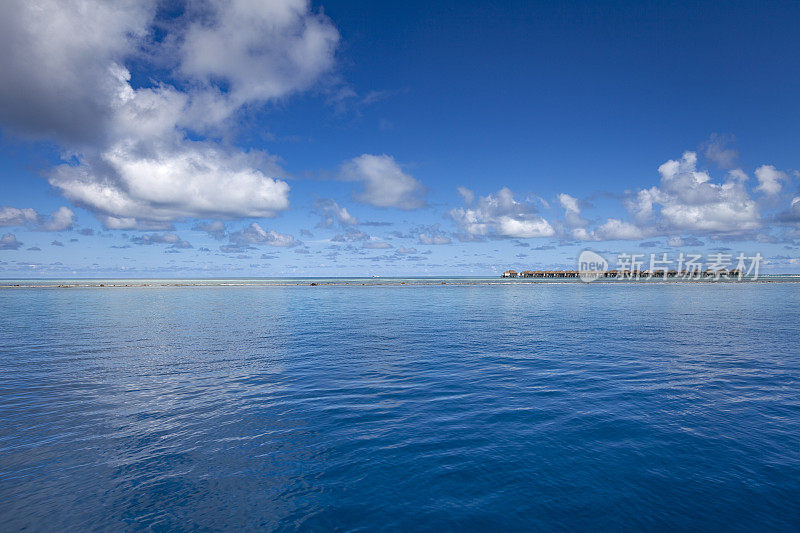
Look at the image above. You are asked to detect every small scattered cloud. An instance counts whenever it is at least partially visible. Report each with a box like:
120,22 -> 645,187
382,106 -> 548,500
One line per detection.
192,221 -> 227,239
777,197 -> 800,223
220,244 -> 251,254
419,233 -> 451,245
0,207 -> 38,227
313,198 -> 358,227
130,233 -> 183,246
341,154 -> 426,209
363,240 -> 392,249
668,236 -> 705,247
360,221 -> 393,227
558,193 -> 588,229
596,219 -> 648,240
0,234 -> 23,250
229,222 -> 295,247
415,224 -> 452,245
702,134 -> 738,169
0,206 -> 74,231
40,207 -> 75,231
457,186 -> 475,206
331,228 -> 370,242
754,165 -> 787,196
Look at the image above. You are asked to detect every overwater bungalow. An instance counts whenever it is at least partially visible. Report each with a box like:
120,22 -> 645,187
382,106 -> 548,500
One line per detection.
502,269 -> 518,278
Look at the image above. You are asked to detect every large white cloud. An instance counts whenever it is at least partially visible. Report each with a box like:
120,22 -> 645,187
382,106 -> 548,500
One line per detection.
180,0 -> 339,105
50,141 -> 289,229
450,187 -> 554,239
559,151 -> 778,241
638,151 -> 761,233
0,0 -> 155,143
341,154 -> 427,209
0,0 -> 340,229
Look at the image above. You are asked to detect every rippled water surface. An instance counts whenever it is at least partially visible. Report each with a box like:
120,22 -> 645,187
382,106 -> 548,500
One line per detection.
1,282 -> 799,530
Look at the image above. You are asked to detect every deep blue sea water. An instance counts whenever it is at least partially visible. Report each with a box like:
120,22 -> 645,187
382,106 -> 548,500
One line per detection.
1,281 -> 799,531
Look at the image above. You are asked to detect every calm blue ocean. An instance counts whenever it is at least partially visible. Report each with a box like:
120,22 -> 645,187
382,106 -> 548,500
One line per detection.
1,281 -> 799,530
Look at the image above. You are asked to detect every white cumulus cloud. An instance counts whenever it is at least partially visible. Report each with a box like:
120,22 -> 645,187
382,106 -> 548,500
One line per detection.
596,219 -> 646,240
0,0 -> 155,143
558,193 -> 590,239
180,0 -> 339,105
754,165 -> 787,196
624,151 -> 761,234
40,206 -> 75,231
0,0 -> 340,229
50,142 -> 290,229
450,187 -> 554,239
341,154 -> 426,209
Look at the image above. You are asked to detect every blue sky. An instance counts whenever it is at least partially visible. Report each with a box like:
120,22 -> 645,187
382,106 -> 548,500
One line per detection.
1,0 -> 799,277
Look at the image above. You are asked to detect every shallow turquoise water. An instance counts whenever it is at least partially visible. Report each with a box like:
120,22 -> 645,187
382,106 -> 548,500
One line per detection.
1,282 -> 799,530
